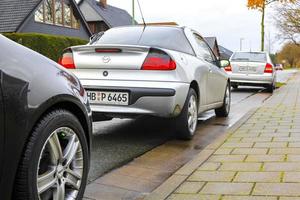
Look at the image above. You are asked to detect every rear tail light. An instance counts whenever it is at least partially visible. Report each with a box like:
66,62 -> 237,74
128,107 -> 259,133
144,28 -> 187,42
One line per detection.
264,63 -> 273,73
224,65 -> 232,72
58,49 -> 76,69
142,48 -> 176,70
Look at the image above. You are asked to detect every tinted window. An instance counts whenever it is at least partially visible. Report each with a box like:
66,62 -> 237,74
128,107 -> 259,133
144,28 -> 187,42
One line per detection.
231,52 -> 267,62
94,27 -> 195,55
193,34 -> 214,62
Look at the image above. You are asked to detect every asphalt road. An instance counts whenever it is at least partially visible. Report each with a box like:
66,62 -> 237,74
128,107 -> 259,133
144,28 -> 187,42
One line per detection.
88,70 -> 296,182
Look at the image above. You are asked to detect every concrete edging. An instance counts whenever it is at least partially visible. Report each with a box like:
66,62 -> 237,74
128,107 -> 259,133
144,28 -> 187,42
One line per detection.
143,108 -> 258,200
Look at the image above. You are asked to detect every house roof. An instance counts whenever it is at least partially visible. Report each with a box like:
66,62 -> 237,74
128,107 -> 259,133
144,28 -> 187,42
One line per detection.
79,0 -> 133,28
0,0 -> 91,36
0,0 -> 40,32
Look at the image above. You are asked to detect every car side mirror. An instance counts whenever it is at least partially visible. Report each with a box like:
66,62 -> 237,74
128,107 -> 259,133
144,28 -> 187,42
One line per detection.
219,59 -> 230,68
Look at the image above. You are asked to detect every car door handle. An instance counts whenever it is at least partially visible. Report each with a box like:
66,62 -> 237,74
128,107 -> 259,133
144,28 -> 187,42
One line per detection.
209,67 -> 213,73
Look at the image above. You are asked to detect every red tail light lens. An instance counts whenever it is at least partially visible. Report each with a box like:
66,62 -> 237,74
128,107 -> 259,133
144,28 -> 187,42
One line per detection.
264,63 -> 273,73
58,49 -> 76,69
142,49 -> 176,70
224,65 -> 232,72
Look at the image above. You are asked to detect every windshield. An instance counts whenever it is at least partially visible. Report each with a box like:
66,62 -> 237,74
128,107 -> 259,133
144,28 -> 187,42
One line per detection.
93,26 -> 195,55
231,52 -> 267,62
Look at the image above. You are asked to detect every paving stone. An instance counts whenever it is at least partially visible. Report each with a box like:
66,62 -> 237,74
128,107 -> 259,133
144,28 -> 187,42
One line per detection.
263,162 -> 300,171
287,155 -> 300,161
234,172 -> 281,182
197,162 -> 220,171
214,148 -> 233,155
200,182 -> 253,195
245,155 -> 285,162
223,196 -> 277,200
231,148 -> 268,155
241,137 -> 272,142
174,182 -> 205,194
208,155 -> 246,162
260,133 -> 290,137
167,194 -> 220,200
280,197 -> 300,200
273,137 -> 300,142
189,171 -> 236,182
268,148 -> 300,155
254,142 -> 287,148
283,172 -> 300,182
288,142 -> 300,147
219,162 -> 262,171
221,142 -> 254,148
253,183 -> 300,196
233,133 -> 260,138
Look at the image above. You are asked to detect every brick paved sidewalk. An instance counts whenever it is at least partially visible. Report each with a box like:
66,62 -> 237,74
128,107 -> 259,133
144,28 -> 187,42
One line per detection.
145,72 -> 300,200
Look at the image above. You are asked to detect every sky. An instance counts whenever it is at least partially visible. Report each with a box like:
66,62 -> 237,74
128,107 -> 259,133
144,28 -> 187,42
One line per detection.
105,0 -> 285,53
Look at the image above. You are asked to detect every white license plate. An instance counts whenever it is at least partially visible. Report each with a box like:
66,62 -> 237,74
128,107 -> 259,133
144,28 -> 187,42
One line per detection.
239,66 -> 248,71
87,91 -> 129,105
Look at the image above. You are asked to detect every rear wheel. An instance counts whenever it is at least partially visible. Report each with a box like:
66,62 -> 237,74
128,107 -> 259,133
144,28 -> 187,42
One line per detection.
267,82 -> 275,93
14,109 -> 89,200
175,88 -> 198,140
215,83 -> 231,117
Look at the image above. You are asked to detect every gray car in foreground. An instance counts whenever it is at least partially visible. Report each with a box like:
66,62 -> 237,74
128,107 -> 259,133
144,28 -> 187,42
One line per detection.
228,52 -> 276,92
59,26 -> 231,139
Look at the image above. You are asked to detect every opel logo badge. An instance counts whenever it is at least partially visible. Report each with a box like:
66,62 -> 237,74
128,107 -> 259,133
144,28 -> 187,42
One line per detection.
102,56 -> 111,63
103,71 -> 108,77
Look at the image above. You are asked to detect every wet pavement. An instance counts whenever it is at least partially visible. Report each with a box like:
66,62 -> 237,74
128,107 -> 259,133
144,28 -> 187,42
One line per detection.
88,87 -> 265,182
85,70 -> 297,200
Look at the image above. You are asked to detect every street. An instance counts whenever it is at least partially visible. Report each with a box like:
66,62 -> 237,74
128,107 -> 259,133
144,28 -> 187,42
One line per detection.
86,70 -> 297,199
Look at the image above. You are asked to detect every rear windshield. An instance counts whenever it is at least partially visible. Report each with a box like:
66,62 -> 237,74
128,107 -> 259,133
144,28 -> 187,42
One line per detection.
93,26 -> 195,55
231,52 -> 267,62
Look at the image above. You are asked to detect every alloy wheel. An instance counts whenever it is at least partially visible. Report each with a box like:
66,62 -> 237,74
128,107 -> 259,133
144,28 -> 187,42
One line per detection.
187,95 -> 198,134
225,85 -> 231,113
37,127 -> 84,200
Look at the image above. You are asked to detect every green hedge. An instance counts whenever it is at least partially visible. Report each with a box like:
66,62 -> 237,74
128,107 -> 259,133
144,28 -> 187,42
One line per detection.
3,33 -> 88,61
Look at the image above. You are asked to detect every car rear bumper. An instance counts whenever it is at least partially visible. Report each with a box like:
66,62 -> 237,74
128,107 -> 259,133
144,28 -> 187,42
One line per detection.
228,73 -> 274,85
81,80 -> 190,118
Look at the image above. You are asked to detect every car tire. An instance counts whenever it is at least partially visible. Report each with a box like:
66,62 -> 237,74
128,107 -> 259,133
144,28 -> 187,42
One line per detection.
14,109 -> 89,200
176,88 -> 198,140
267,82 -> 275,93
215,83 -> 231,117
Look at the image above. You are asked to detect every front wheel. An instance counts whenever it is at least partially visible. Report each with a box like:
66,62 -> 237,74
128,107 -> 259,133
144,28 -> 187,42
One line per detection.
215,83 -> 231,117
14,109 -> 89,200
175,88 -> 198,140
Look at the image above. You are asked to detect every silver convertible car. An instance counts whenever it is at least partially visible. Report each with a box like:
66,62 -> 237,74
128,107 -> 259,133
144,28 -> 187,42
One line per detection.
59,26 -> 231,139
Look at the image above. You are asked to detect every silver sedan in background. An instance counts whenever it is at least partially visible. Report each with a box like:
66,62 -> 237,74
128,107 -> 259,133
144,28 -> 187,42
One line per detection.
228,52 -> 276,92
59,26 -> 231,140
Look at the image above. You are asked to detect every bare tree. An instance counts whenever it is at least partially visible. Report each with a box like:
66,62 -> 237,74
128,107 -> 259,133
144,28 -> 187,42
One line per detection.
275,0 -> 300,45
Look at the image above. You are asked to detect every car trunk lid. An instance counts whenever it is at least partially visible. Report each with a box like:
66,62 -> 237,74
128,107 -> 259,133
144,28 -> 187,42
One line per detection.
71,45 -> 150,70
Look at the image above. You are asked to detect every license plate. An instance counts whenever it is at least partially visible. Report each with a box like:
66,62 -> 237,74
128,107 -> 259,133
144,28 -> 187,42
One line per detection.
86,91 -> 129,105
248,66 -> 257,72
239,66 -> 248,71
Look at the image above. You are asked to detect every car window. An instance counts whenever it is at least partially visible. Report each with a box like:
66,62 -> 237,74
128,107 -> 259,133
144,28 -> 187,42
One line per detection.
94,26 -> 195,55
193,34 -> 214,63
231,52 -> 267,62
